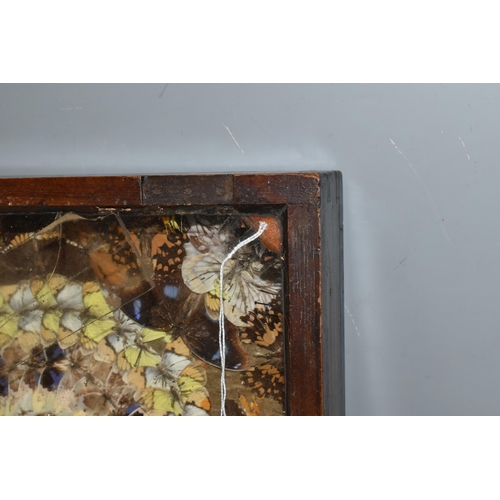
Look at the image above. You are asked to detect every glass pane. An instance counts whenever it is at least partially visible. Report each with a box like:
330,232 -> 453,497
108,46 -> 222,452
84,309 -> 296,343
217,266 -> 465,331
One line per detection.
0,211 -> 285,416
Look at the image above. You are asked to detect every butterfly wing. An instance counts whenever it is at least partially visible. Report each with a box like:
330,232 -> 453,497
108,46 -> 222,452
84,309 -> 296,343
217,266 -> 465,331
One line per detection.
0,311 -> 20,349
151,218 -> 187,279
181,253 -> 223,295
241,362 -> 285,402
223,270 -> 281,327
0,354 -> 8,396
240,298 -> 284,351
39,344 -> 67,391
139,388 -> 183,416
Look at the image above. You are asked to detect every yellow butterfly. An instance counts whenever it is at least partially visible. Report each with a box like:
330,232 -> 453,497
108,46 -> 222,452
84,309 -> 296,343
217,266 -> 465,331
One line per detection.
0,310 -> 19,349
136,352 -> 210,415
40,309 -> 62,346
79,282 -> 116,350
96,310 -> 172,370
139,388 -> 183,416
177,364 -> 207,404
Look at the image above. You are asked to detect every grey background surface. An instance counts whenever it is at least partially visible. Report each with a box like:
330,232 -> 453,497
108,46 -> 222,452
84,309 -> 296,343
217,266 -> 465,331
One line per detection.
0,83 -> 497,415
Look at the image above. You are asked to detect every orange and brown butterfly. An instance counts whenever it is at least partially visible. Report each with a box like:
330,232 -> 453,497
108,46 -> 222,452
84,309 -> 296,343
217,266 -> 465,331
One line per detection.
241,362 -> 285,402
151,216 -> 188,280
84,216 -> 155,304
240,297 -> 284,351
93,218 -> 141,270
238,393 -> 262,416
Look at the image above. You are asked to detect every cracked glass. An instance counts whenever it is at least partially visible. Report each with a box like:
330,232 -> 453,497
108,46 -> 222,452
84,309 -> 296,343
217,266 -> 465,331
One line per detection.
0,210 -> 285,416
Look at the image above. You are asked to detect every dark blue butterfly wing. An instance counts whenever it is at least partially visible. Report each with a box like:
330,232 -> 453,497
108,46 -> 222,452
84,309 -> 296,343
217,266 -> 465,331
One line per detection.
0,355 -> 8,397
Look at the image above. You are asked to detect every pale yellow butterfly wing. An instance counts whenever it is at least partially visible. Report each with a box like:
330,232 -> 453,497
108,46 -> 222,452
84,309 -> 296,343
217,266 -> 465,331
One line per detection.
181,253 -> 222,294
41,310 -> 62,345
81,316 -> 116,350
120,347 -> 161,370
0,313 -> 19,347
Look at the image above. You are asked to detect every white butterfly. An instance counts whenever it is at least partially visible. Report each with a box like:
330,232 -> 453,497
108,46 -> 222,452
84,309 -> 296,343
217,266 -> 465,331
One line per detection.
144,352 -> 191,390
181,217 -> 281,327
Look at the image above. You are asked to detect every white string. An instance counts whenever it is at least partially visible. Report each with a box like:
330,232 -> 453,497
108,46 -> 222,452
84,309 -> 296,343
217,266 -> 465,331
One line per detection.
219,221 -> 267,416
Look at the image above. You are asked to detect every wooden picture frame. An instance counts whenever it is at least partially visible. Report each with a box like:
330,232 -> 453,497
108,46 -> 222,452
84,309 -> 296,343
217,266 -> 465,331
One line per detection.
0,172 -> 343,416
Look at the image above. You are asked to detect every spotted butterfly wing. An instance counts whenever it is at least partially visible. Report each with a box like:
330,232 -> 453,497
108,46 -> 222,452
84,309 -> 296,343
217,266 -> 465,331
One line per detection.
151,216 -> 188,279
240,297 -> 284,352
241,362 -> 285,402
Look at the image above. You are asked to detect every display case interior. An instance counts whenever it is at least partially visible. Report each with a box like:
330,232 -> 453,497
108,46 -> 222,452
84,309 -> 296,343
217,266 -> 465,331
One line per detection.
0,172 -> 343,416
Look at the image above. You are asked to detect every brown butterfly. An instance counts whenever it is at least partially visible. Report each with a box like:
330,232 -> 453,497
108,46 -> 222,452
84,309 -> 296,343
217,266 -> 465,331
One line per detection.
241,362 -> 285,402
240,297 -> 284,351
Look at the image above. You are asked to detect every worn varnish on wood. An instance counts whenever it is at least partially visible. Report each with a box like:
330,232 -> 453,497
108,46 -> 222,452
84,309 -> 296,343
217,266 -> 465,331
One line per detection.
0,173 -> 343,416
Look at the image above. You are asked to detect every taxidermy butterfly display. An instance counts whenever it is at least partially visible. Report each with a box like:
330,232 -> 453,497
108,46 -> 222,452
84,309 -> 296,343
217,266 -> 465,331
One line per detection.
0,210 -> 285,416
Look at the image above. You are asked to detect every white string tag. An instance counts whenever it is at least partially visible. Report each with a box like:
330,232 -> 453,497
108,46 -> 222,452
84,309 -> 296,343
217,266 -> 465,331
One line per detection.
219,221 -> 267,416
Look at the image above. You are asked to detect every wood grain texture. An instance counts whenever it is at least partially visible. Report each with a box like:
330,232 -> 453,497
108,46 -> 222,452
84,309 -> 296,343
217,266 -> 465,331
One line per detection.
320,172 -> 344,416
286,203 -> 323,415
234,173 -> 320,205
142,175 -> 233,205
0,176 -> 141,207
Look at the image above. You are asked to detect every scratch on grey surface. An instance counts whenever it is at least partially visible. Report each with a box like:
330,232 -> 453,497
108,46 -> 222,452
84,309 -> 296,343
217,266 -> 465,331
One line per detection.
61,107 -> 82,111
159,83 -> 169,99
354,293 -> 371,308
394,256 -> 407,271
390,138 -> 450,242
223,123 -> 245,154
344,305 -> 360,336
458,136 -> 471,160
191,87 -> 204,105
249,116 -> 268,134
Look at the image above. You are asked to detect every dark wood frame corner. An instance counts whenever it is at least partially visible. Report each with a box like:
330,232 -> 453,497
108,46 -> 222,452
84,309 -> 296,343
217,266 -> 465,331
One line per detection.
0,172 -> 344,416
